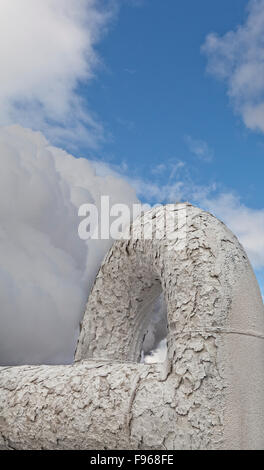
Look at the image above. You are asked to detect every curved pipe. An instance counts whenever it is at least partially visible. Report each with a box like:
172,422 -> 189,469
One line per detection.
1,203 -> 264,449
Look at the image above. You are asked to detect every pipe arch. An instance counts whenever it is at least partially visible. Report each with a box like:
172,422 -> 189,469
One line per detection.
1,203 -> 264,449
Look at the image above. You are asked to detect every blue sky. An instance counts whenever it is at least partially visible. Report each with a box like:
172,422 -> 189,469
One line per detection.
80,0 -> 261,208
70,0 -> 258,204
76,0 -> 264,293
86,1 -> 251,162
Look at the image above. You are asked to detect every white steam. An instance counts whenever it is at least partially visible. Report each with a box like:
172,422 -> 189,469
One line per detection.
0,125 -> 138,366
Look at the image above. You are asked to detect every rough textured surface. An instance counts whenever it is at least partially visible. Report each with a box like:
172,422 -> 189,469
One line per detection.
1,203 -> 264,449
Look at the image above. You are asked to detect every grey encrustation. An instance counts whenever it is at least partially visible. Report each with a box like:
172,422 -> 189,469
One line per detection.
0,203 -> 264,450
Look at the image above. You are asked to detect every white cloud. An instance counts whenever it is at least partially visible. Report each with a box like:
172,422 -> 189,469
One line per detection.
130,178 -> 186,203
202,0 -> 264,133
151,163 -> 167,175
200,192 -> 264,269
127,171 -> 264,273
185,135 -> 213,162
128,174 -> 216,207
0,0 -> 114,148
0,125 -> 138,366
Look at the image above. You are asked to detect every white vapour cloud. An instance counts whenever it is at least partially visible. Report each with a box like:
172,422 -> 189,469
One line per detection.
128,173 -> 264,271
185,135 -> 213,162
202,0 -> 264,133
0,0 -> 114,148
0,125 -> 138,366
142,295 -> 168,364
200,193 -> 264,269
